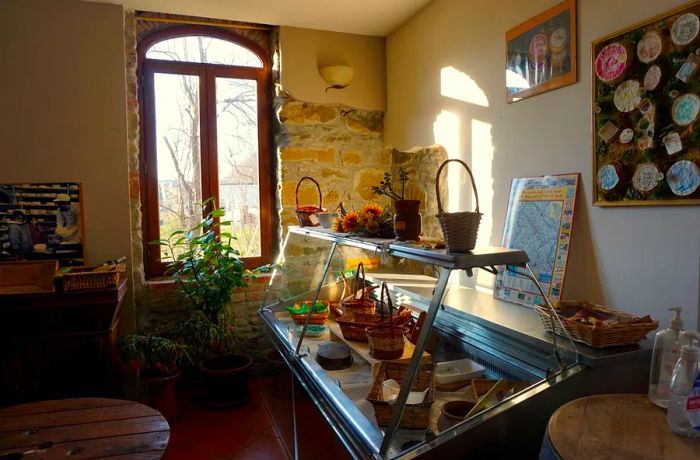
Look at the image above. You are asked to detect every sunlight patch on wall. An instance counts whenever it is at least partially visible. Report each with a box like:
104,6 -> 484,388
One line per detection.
433,110 -> 461,212
471,119 -> 495,292
440,66 -> 489,107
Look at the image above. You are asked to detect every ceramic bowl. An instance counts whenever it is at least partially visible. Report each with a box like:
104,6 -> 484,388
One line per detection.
382,379 -> 428,404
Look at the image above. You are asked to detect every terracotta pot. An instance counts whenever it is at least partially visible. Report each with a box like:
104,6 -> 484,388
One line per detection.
393,199 -> 421,241
143,370 -> 182,421
437,400 -> 476,431
198,353 -> 253,408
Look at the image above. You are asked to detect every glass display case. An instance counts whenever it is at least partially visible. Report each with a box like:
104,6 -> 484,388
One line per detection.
258,227 -> 650,459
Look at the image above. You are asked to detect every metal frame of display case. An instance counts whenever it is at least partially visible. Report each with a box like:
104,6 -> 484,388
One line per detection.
258,227 -> 580,459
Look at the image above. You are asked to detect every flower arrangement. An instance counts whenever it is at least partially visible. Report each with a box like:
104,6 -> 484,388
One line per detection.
333,203 -> 394,238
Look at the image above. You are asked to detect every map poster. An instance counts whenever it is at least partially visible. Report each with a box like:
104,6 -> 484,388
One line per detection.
494,173 -> 579,307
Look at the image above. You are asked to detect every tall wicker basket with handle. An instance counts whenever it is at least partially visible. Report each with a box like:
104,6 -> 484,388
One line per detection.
295,176 -> 325,227
339,262 -> 376,315
435,159 -> 482,252
366,283 -> 406,360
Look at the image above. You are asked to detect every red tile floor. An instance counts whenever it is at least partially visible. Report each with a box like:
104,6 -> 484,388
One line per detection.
162,375 -> 351,460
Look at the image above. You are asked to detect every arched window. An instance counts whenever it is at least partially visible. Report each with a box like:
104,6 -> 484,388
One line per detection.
138,27 -> 273,278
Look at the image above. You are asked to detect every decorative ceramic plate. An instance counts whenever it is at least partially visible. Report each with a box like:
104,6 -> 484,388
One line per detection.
637,31 -> 663,63
595,42 -> 629,84
671,93 -> 700,126
632,163 -> 663,193
597,164 -> 620,191
643,65 -> 663,91
614,80 -> 642,113
619,128 -> 634,144
550,28 -> 568,54
671,13 -> 700,46
529,33 -> 549,64
666,160 -> 700,196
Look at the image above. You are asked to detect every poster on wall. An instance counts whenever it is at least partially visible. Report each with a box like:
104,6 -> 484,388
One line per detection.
0,182 -> 84,265
506,0 -> 577,103
494,174 -> 579,308
592,1 -> 700,205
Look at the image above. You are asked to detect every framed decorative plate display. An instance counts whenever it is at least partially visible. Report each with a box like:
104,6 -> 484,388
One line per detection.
592,1 -> 700,205
506,0 -> 577,103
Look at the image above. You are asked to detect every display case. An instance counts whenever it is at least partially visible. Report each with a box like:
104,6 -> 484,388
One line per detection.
258,227 -> 651,459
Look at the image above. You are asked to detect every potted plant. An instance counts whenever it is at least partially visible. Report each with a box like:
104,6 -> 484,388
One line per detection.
155,198 -> 254,408
116,332 -> 190,420
371,167 -> 421,241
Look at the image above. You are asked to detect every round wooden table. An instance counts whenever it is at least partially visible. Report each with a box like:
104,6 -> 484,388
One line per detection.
545,394 -> 700,460
0,398 -> 169,459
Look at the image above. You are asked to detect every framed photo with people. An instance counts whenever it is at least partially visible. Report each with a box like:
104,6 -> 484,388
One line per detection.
0,182 -> 84,264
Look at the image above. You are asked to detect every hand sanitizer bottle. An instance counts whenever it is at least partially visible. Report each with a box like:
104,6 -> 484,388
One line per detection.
649,307 -> 684,408
668,330 -> 700,437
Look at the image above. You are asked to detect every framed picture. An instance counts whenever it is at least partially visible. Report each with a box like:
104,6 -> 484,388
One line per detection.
0,182 -> 85,265
506,0 -> 577,103
592,1 -> 700,206
494,174 -> 579,308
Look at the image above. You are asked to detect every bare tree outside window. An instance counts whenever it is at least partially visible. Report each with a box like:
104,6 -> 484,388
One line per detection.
148,36 -> 263,259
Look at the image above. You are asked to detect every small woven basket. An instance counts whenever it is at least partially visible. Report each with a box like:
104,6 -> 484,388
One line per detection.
366,361 -> 435,429
366,283 -> 405,360
535,300 -> 658,348
289,300 -> 330,325
295,176 -> 325,227
58,263 -> 125,291
435,159 -> 483,252
339,263 -> 376,315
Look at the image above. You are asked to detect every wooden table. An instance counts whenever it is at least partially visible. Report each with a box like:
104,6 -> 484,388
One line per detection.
0,398 -> 169,459
546,394 -> 700,460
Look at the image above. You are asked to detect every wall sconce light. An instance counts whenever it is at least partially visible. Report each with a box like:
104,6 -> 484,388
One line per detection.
319,65 -> 354,92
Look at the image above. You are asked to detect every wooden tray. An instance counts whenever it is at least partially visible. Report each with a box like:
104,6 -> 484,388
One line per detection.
0,260 -> 57,294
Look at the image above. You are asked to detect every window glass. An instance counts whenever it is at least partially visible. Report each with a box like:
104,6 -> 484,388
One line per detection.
146,36 -> 263,67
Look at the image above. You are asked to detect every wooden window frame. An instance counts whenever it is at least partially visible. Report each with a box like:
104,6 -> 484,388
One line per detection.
138,26 -> 274,279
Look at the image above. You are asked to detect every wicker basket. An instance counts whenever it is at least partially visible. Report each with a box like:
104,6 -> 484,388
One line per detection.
435,159 -> 482,252
534,300 -> 658,349
471,379 -> 529,401
339,263 -> 376,315
332,302 -> 413,343
295,176 -> 325,227
366,361 -> 435,429
58,263 -> 125,291
366,283 -> 406,360
288,300 -> 330,325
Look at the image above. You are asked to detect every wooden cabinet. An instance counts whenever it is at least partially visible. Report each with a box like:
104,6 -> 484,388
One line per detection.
0,279 -> 127,406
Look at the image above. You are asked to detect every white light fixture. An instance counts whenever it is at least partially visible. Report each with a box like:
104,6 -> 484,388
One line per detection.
319,65 -> 354,91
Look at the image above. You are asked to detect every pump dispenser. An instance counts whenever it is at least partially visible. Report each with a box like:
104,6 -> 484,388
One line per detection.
649,307 -> 684,407
668,331 -> 700,436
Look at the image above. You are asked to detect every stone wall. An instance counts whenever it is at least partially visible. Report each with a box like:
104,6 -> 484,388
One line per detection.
276,97 -> 390,226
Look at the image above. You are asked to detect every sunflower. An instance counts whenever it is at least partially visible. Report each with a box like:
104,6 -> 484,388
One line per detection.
341,212 -> 361,232
331,216 -> 344,232
364,219 -> 380,235
361,203 -> 383,219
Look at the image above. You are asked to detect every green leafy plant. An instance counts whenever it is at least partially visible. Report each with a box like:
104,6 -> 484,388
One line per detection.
152,198 -> 249,360
371,167 -> 410,200
117,332 -> 191,378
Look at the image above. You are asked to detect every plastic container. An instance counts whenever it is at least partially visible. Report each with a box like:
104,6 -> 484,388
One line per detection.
436,359 -> 486,385
649,307 -> 684,408
668,330 -> 700,437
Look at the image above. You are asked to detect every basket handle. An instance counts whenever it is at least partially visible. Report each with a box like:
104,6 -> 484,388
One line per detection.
435,159 -> 480,214
353,262 -> 367,301
295,176 -> 323,210
338,271 -> 348,302
380,282 -> 395,327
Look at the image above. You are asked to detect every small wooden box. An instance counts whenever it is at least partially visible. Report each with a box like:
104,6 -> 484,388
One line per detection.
0,260 -> 58,294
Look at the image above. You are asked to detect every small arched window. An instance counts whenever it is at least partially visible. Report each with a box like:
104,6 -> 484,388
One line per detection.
138,27 -> 273,278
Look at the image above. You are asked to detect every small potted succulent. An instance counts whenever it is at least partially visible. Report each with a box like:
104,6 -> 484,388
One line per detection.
371,167 -> 421,241
154,198 -> 254,408
117,332 -> 190,420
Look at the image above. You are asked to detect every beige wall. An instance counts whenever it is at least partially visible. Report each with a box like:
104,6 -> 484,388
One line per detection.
280,26 -> 386,111
0,0 -> 134,331
386,0 -> 700,328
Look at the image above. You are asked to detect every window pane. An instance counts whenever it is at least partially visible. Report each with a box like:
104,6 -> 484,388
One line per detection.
154,73 -> 203,259
146,36 -> 263,67
216,77 -> 261,258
